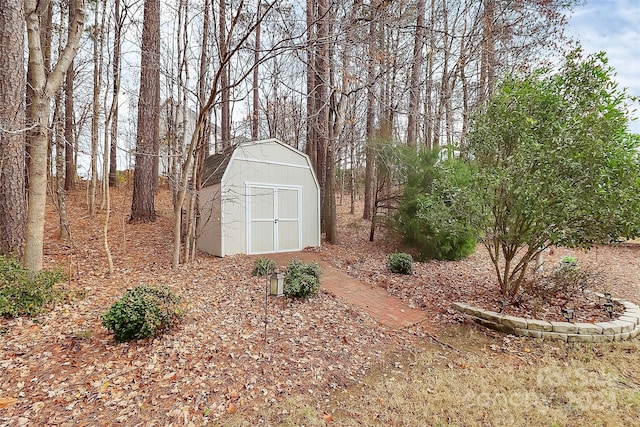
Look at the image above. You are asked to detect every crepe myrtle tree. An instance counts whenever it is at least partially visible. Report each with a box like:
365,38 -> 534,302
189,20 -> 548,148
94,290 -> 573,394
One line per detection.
467,49 -> 640,297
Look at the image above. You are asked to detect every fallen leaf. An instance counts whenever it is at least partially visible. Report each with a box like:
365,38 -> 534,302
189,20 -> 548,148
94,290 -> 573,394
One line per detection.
227,403 -> 237,414
0,397 -> 18,409
321,412 -> 333,422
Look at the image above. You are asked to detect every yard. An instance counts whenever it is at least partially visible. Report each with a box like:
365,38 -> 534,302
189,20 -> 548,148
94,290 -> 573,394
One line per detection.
1,185 -> 640,426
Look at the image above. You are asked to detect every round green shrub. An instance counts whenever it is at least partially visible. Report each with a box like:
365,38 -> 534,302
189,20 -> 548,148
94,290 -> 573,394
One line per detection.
102,285 -> 182,342
387,252 -> 413,275
283,260 -> 321,298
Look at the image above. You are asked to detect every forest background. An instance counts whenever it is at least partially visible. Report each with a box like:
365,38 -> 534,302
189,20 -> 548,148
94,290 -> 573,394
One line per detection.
1,0 -> 639,272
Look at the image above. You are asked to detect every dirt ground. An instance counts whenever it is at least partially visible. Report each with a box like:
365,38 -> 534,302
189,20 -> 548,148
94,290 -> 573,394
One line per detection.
1,186 -> 639,426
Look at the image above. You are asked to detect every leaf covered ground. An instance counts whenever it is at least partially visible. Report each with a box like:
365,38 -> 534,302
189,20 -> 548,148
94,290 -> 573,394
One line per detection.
1,186 -> 639,426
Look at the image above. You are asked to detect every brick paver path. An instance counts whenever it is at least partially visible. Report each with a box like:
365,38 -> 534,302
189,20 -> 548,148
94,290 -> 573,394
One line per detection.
264,251 -> 427,328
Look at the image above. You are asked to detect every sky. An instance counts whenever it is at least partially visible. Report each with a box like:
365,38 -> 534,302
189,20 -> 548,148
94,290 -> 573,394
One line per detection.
565,0 -> 640,133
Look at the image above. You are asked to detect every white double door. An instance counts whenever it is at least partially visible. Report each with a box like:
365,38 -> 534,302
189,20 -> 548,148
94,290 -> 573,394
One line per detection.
246,184 -> 301,254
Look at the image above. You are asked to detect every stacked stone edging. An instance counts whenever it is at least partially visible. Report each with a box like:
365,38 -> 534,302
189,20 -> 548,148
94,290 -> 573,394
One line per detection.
452,294 -> 640,342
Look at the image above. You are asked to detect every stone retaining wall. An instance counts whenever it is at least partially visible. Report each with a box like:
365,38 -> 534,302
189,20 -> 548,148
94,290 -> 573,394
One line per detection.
452,295 -> 640,342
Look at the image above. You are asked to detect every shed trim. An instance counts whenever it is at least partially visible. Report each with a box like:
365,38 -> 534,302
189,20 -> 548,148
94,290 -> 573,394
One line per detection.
235,157 -> 312,170
220,189 -> 226,257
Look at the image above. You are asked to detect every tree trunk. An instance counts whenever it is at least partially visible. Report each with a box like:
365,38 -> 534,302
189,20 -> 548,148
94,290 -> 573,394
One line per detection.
305,0 -> 317,168
314,0 -> 330,234
349,141 -> 355,215
64,61 -> 75,190
0,0 -> 26,257
54,84 -> 70,240
406,0 -> 425,148
91,0 -> 106,214
363,14 -> 377,220
219,0 -> 231,148
423,0 -> 436,149
130,0 -> 160,223
479,0 -> 496,105
252,0 -> 261,140
23,0 -> 85,272
64,0 -> 76,191
198,0 -> 210,157
109,0 -> 121,188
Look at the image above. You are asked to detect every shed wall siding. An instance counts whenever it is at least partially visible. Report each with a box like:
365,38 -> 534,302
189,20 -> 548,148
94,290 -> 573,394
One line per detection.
197,184 -> 223,256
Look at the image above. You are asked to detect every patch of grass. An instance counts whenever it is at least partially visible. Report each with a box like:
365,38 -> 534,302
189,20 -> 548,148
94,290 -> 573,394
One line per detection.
72,329 -> 93,340
221,325 -> 640,426
220,400 -> 325,427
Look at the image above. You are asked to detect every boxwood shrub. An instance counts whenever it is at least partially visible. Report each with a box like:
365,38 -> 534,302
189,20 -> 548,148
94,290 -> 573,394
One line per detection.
283,260 -> 322,298
387,252 -> 413,275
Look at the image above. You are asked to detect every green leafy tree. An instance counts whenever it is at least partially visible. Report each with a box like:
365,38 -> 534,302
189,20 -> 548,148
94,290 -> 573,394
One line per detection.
468,49 -> 640,297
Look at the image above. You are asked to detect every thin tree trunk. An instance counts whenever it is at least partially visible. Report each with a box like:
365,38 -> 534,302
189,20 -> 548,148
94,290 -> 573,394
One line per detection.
219,0 -> 231,147
349,141 -> 355,215
64,58 -> 75,190
103,176 -> 114,274
89,0 -> 103,216
305,0 -> 317,168
479,0 -> 495,105
54,85 -> 70,240
109,0 -> 121,187
363,13 -> 377,220
407,0 -> 425,147
252,0 -> 261,140
198,0 -> 210,156
315,0 -> 330,234
99,0 -> 109,210
64,0 -> 76,191
423,0 -> 436,149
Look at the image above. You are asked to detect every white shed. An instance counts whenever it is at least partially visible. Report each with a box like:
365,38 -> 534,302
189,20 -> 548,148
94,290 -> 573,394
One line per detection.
197,139 -> 321,257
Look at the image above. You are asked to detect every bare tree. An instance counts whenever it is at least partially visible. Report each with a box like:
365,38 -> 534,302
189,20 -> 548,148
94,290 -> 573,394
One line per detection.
23,0 -> 86,272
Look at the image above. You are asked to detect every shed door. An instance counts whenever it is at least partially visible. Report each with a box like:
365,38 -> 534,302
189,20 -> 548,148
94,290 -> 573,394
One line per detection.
247,184 -> 301,254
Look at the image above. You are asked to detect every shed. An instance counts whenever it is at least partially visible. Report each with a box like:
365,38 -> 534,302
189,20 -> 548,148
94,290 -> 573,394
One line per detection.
197,139 -> 321,257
